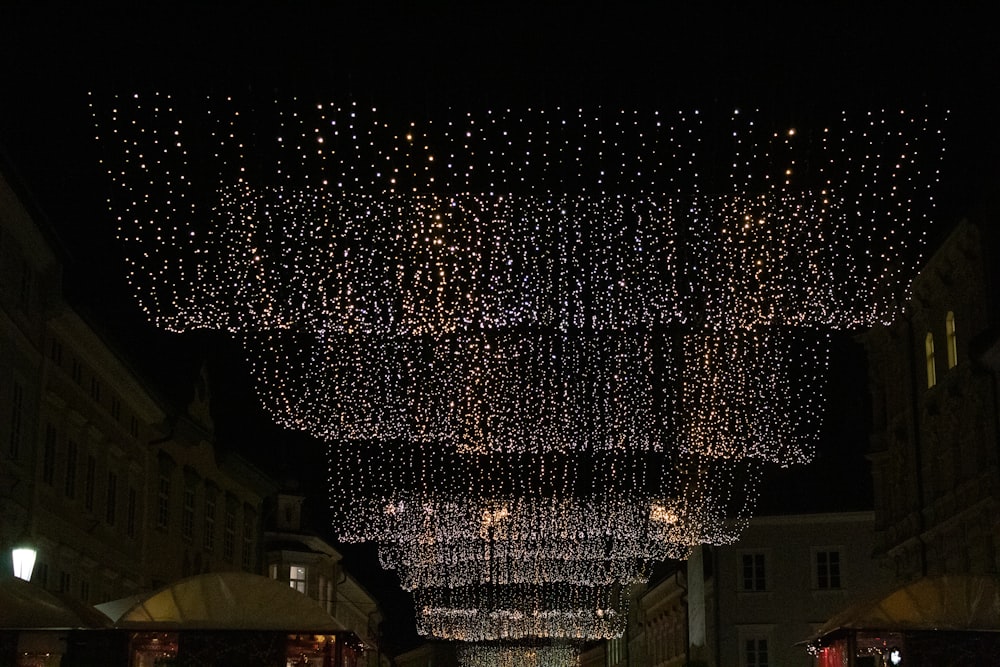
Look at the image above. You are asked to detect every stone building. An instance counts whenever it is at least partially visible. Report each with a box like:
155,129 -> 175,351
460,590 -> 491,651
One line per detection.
0,166 -> 270,603
863,220 -> 1000,580
590,512 -> 889,667
264,490 -> 390,666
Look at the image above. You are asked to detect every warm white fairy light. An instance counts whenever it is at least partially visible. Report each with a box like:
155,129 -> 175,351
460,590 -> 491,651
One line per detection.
414,582 -> 629,641
91,94 -> 947,642
458,643 -> 580,667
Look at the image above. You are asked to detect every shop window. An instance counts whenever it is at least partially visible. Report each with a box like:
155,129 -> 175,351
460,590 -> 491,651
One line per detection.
925,332 -> 936,388
946,311 -> 958,369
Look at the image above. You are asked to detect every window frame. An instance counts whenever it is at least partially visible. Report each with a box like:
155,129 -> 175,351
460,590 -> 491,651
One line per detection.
946,311 -> 958,369
739,551 -> 767,592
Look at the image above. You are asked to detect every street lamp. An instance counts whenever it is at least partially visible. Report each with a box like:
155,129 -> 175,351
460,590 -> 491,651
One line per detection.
12,547 -> 37,581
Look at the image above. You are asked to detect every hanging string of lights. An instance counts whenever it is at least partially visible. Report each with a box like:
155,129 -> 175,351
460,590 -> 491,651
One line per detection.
91,94 -> 947,642
414,582 -> 629,641
457,643 -> 581,667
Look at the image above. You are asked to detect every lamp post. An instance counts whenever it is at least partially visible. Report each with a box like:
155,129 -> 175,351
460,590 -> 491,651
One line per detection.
12,546 -> 37,581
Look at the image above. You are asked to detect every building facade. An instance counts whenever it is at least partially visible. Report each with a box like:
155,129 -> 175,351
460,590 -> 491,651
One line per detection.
1,167 -> 270,603
863,220 -> 1000,580
604,512 -> 889,667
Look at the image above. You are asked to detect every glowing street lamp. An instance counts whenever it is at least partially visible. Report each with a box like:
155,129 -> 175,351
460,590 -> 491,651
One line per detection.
11,547 -> 36,582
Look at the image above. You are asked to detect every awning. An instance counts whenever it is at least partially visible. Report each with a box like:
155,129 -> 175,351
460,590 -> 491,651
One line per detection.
96,572 -> 348,632
804,574 -> 1000,647
0,576 -> 112,630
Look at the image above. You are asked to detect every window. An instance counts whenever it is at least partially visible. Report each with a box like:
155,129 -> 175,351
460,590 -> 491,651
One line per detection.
80,579 -> 90,602
71,359 -> 82,384
742,553 -> 766,591
269,563 -> 278,580
946,311 -> 958,369
84,455 -> 96,511
50,339 -> 62,365
34,562 -> 48,589
241,508 -> 255,570
9,381 -> 23,460
19,261 -> 31,312
106,471 -> 118,525
90,377 -> 101,402
182,485 -> 195,542
204,487 -> 217,551
64,440 -> 78,499
223,505 -> 236,562
289,565 -> 307,593
127,487 -> 138,538
111,396 -> 121,421
925,332 -> 937,388
744,638 -> 769,667
817,550 -> 841,589
129,415 -> 139,439
59,570 -> 71,594
42,425 -> 56,485
157,472 -> 170,530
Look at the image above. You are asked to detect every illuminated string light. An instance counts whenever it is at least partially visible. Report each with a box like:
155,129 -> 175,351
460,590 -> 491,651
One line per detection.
90,94 -> 947,642
457,643 -> 581,667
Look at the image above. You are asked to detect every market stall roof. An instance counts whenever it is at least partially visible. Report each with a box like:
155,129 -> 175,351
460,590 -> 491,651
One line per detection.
96,572 -> 347,632
0,576 -> 112,630
804,574 -> 1000,646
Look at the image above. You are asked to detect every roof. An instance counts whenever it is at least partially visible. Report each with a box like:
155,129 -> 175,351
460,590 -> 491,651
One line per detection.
0,576 -> 112,630
95,572 -> 348,632
805,574 -> 1000,646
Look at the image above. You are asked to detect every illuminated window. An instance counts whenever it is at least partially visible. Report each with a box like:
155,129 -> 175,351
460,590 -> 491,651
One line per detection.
946,311 -> 957,369
816,550 -> 841,589
289,565 -> 307,593
741,553 -> 766,591
925,332 -> 936,388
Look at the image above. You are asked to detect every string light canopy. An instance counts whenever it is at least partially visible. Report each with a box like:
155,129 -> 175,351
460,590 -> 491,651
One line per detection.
457,643 -> 581,667
414,582 -> 630,641
91,94 -> 947,642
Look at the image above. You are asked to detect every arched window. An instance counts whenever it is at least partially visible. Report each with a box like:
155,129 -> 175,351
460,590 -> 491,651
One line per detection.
925,332 -> 937,388
946,311 -> 958,369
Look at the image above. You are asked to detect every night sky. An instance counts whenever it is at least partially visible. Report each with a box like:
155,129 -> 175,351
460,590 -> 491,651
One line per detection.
2,3 -> 999,654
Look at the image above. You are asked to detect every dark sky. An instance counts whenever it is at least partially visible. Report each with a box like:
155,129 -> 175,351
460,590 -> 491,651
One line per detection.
2,2 -> 999,655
